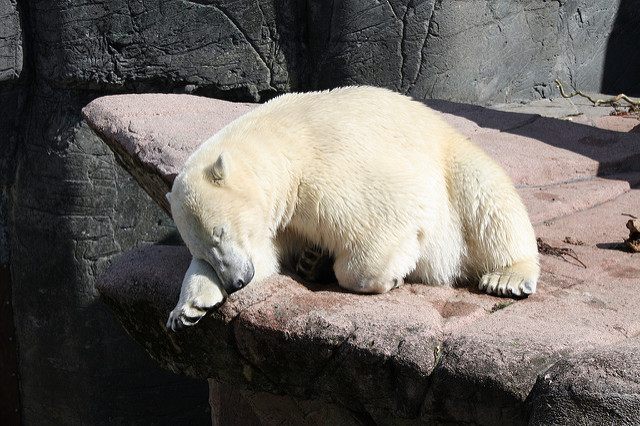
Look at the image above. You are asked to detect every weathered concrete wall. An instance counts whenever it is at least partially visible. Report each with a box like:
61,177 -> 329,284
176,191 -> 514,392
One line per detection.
2,0 -> 639,424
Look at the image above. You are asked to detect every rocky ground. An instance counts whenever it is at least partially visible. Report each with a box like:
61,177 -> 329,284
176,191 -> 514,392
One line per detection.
85,93 -> 640,425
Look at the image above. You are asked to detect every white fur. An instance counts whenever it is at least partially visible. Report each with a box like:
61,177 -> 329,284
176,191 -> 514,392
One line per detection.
166,86 -> 539,331
167,258 -> 226,330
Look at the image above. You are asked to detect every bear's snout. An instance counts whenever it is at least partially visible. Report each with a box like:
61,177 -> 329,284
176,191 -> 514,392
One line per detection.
226,262 -> 254,294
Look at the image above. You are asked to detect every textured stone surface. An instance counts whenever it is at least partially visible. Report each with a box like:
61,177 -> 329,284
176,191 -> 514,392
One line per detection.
0,0 -> 26,412
209,380 -> 366,425
88,93 -> 640,424
30,0 -> 304,99
527,337 -> 640,425
306,0 -> 640,103
25,0 -> 640,103
0,0 -> 22,82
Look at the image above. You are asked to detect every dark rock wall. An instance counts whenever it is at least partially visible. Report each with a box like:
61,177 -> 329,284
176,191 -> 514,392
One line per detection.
31,0 -> 304,99
0,0 -> 22,82
601,0 -> 640,96
1,0 -> 26,422
11,85 -> 210,424
1,0 -> 638,424
5,1 -> 212,424
1,1 -> 23,260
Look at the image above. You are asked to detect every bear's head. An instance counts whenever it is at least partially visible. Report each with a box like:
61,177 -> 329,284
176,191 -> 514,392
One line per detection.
167,152 -> 268,294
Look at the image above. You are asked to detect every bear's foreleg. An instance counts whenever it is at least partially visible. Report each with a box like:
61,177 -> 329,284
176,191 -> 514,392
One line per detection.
166,258 -> 226,331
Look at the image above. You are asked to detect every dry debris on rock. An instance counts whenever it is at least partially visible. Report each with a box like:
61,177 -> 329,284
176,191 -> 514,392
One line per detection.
625,219 -> 640,253
537,237 -> 587,268
556,79 -> 640,114
563,236 -> 585,246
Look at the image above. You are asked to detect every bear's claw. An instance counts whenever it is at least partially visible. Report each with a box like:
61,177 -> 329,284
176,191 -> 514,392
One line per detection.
295,245 -> 335,284
166,295 -> 225,332
479,272 -> 536,298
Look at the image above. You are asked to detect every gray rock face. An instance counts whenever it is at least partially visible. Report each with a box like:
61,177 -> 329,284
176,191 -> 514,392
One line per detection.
528,337 -> 640,425
310,0 -> 638,103
27,0 -> 640,103
30,0 -> 305,99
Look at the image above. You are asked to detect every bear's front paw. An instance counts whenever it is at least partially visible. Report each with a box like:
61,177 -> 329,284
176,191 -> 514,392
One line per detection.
166,292 -> 225,332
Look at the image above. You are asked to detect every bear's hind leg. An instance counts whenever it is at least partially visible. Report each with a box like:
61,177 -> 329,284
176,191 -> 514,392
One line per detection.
467,195 -> 540,297
333,239 -> 417,294
451,141 -> 540,297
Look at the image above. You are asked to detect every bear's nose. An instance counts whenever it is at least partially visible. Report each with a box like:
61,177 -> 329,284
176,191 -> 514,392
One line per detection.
229,263 -> 254,293
232,278 -> 245,291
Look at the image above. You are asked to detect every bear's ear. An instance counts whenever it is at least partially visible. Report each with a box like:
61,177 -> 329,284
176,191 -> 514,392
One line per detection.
205,153 -> 228,183
165,192 -> 173,204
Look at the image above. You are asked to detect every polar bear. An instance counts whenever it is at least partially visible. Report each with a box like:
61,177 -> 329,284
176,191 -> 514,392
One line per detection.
166,86 -> 539,331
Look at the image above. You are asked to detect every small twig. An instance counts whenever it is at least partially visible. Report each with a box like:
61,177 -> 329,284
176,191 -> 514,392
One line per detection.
555,79 -> 640,112
563,236 -> 585,246
537,237 -> 587,268
622,213 -> 638,219
490,301 -> 513,313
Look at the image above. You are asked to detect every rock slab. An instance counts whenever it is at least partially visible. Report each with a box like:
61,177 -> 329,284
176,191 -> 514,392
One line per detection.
87,93 -> 640,424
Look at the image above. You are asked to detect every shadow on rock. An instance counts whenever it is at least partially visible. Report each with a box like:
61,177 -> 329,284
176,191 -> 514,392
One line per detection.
601,0 -> 640,97
424,98 -> 640,186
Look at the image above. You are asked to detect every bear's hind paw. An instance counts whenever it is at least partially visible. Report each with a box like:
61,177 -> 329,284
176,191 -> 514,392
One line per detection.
479,271 -> 536,298
295,245 -> 335,284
